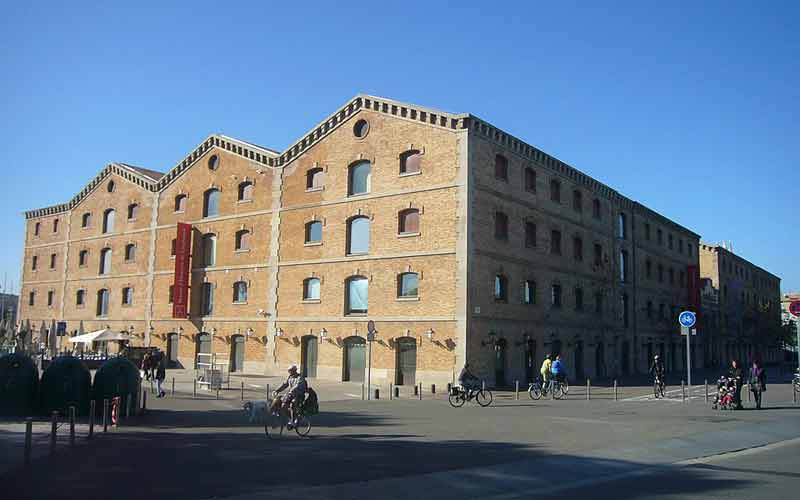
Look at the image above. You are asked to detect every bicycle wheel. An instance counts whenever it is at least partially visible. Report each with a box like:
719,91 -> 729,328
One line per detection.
476,389 -> 493,407
528,384 -> 542,400
264,413 -> 284,438
448,391 -> 466,408
561,380 -> 569,394
552,384 -> 565,400
294,416 -> 311,437
659,384 -> 666,398
653,383 -> 660,399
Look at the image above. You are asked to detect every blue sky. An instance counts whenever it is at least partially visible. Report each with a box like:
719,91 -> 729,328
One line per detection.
1,1 -> 798,294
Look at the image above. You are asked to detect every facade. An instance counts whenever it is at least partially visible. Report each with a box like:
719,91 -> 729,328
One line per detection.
698,243 -> 782,366
18,94 -> 703,387
781,292 -> 800,327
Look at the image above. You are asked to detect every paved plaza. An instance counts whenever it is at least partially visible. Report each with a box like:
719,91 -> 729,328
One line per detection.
1,369 -> 799,500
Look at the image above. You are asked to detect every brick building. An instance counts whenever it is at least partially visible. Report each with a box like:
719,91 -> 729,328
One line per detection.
18,94 -> 705,387
699,243 -> 782,366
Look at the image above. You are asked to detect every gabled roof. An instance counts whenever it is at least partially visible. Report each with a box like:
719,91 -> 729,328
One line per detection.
118,163 -> 164,182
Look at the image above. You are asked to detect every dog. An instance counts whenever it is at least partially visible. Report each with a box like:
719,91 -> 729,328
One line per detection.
243,400 -> 268,424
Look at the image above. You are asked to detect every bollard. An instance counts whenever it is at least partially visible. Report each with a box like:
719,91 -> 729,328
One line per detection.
681,380 -> 686,401
103,399 -> 109,432
389,383 -> 393,400
419,382 -> 423,400
24,418 -> 33,466
587,379 -> 591,400
216,386 -> 220,400
704,380 -> 708,403
374,388 -> 380,400
613,380 -> 618,401
69,406 -> 76,446
89,400 -> 95,439
361,383 -> 365,401
394,386 -> 400,398
50,411 -> 58,456
142,389 -> 147,414
413,384 -> 419,396
515,380 -> 520,400
431,384 -> 436,395
482,380 -> 486,392
241,381 -> 245,401
794,387 -> 797,404
193,379 -> 197,398
172,377 -> 175,396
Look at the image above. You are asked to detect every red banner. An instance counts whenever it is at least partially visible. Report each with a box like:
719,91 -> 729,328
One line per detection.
687,265 -> 700,314
172,223 -> 192,318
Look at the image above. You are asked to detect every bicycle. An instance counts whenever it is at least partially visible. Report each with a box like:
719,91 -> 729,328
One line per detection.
448,384 -> 493,407
264,397 -> 311,438
653,376 -> 666,399
528,376 -> 549,400
529,377 -> 566,400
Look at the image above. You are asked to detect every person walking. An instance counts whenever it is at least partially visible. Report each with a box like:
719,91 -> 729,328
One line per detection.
749,360 -> 767,410
155,354 -> 167,398
729,359 -> 743,410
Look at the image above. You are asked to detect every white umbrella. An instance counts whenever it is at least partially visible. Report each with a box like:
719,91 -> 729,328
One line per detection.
69,328 -> 111,344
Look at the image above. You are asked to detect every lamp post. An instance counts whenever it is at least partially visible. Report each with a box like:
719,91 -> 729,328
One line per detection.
366,321 -> 376,400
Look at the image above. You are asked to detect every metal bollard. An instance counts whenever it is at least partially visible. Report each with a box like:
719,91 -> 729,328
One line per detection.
681,380 -> 686,401
587,379 -> 591,400
704,380 -> 708,403
374,388 -> 380,399
69,406 -> 76,446
89,400 -> 95,439
24,418 -> 33,466
103,399 -> 109,432
413,384 -> 419,396
515,380 -> 520,400
613,380 -> 618,401
361,383 -> 365,401
193,379 -> 197,398
142,389 -> 147,414
394,386 -> 400,398
241,381 -> 245,401
172,377 -> 175,395
418,382 -> 423,400
50,411 -> 58,456
389,383 -> 393,400
431,384 -> 436,395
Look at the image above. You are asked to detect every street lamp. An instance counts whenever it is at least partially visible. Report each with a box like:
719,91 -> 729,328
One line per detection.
319,328 -> 327,343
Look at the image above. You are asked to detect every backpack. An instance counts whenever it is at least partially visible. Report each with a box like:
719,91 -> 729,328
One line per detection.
302,387 -> 319,416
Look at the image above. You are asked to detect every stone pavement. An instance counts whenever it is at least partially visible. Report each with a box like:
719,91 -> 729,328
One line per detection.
1,379 -> 798,500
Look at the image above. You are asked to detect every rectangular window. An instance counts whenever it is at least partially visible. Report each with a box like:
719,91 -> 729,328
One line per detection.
551,284 -> 562,308
668,234 -> 673,250
122,287 -> 133,306
645,223 -> 651,240
573,237 -> 583,262
525,222 -> 536,248
620,250 -> 628,282
646,260 -> 652,279
595,291 -> 603,315
524,280 -> 536,304
50,254 -> 56,269
47,290 -> 54,307
202,283 -> 214,316
32,256 -> 38,271
575,287 -> 583,311
29,291 -> 35,306
550,230 -> 562,255
618,213 -> 627,239
593,244 -> 602,267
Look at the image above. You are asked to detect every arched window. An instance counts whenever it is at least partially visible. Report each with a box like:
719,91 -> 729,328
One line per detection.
99,248 -> 112,275
303,278 -> 321,300
76,289 -> 85,306
398,209 -> 420,235
573,190 -> 582,212
305,221 -> 322,244
347,216 -> 370,255
203,188 -> 220,218
124,243 -> 136,261
348,161 -> 371,196
235,230 -> 251,251
494,154 -> 508,181
201,283 -> 214,316
306,168 -> 324,190
102,209 -> 115,233
524,168 -> 536,192
345,276 -> 368,314
127,203 -> 139,220
592,198 -> 601,219
96,289 -> 109,317
34,222 -> 40,236
233,281 -> 248,303
398,272 -> 419,298
78,250 -> 88,267
202,234 -> 216,267
494,211 -> 508,240
207,154 -> 220,170
620,250 -> 628,282
494,274 -> 508,302
107,181 -> 115,193
174,194 -> 187,213
550,179 -> 561,203
53,219 -> 59,233
238,181 -> 253,202
400,150 -> 421,175
618,212 -> 627,239
81,212 -> 91,228
353,119 -> 369,138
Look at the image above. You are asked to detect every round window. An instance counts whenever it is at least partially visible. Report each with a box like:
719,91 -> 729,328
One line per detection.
353,119 -> 369,138
208,154 -> 220,170
107,181 -> 115,193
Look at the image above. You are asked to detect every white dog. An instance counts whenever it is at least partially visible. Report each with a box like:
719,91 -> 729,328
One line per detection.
243,400 -> 268,424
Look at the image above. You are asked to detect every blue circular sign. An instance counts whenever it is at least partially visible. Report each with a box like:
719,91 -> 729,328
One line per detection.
678,311 -> 696,328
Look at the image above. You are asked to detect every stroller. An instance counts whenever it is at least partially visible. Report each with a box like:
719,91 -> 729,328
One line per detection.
712,375 -> 736,410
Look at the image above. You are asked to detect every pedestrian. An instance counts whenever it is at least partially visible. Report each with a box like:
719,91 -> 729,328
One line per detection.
540,355 -> 552,391
749,359 -> 767,410
729,359 -> 743,410
141,352 -> 151,380
155,354 -> 167,398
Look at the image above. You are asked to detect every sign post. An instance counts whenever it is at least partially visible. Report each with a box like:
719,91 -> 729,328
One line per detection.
679,311 -> 697,398
790,301 -> 800,369
366,320 -> 376,401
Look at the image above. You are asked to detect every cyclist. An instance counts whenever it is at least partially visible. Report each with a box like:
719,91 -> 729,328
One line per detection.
649,354 -> 665,391
540,355 -> 552,392
458,363 -> 480,398
551,355 -> 566,387
271,364 -> 307,426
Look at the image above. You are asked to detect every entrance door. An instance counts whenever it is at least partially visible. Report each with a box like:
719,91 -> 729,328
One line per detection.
494,339 -> 507,387
595,342 -> 606,378
343,337 -> 366,382
301,335 -> 318,378
167,333 -> 179,368
395,337 -> 416,386
230,335 -> 245,372
524,339 -> 536,383
196,333 -> 211,368
621,341 -> 630,375
574,341 -> 584,379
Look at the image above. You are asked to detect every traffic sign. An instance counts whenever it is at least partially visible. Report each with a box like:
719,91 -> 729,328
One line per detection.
678,311 -> 696,328
789,300 -> 800,317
